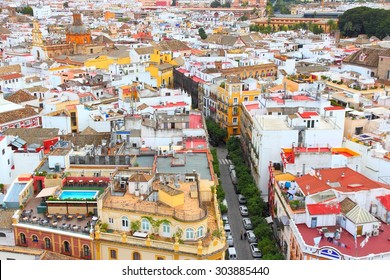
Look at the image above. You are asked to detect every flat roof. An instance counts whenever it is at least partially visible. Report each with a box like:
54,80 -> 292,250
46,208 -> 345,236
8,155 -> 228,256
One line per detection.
156,152 -> 212,180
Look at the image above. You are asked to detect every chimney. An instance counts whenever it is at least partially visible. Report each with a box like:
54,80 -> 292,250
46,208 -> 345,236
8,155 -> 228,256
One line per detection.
302,163 -> 306,175
298,107 -> 304,114
341,172 -> 345,178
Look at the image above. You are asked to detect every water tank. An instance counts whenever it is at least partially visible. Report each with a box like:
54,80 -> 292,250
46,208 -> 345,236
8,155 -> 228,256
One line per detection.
54,163 -> 61,172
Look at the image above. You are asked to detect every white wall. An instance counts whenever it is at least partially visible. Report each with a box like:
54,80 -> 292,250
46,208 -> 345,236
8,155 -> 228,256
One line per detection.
12,151 -> 43,181
0,251 -> 40,260
0,137 -> 13,185
42,116 -> 71,135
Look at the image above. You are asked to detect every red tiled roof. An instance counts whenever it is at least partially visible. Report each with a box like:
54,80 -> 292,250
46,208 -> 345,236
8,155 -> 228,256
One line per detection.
151,101 -> 188,109
292,95 -> 313,101
0,73 -> 23,80
272,97 -> 284,104
0,135 -> 5,142
177,68 -> 189,74
189,114 -> 203,129
307,203 -> 341,215
192,76 -> 205,83
324,106 -> 345,111
298,111 -> 319,118
377,195 -> 390,211
245,103 -> 260,111
296,222 -> 390,257
296,167 -> 384,196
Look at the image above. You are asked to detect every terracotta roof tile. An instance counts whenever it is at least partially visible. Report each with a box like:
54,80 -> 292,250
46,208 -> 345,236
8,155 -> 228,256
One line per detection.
5,90 -> 36,104
0,107 -> 39,125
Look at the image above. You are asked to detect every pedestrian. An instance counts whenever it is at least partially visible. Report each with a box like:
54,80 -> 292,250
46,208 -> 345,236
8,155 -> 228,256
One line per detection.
240,230 -> 243,240
244,231 -> 247,240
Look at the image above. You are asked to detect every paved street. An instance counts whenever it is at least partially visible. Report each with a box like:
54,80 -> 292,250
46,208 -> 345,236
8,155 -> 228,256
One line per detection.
215,146 -> 253,260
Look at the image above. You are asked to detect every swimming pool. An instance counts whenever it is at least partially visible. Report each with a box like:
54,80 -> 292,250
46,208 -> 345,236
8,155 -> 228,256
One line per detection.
59,190 -> 99,200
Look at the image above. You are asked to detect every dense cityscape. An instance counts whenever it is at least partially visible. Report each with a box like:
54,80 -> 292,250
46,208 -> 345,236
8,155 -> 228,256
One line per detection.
0,0 -> 389,261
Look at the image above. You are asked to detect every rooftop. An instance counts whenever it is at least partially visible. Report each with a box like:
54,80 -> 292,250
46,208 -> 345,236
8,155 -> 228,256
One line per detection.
155,152 -> 212,181
296,221 -> 390,258
296,167 -> 387,196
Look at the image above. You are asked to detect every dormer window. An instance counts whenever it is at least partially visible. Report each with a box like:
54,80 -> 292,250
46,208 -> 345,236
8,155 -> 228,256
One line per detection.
359,53 -> 367,62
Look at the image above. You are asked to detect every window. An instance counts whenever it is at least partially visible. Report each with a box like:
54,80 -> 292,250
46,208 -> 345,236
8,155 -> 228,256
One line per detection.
232,117 -> 238,124
141,219 -> 150,231
244,97 -> 248,102
20,233 -> 26,244
133,252 -> 141,260
44,237 -> 51,249
32,235 -> 38,242
109,217 -> 114,224
162,223 -> 170,236
64,241 -> 71,253
185,228 -> 195,240
254,96 -> 258,101
233,98 -> 238,104
83,245 -> 90,257
121,216 -> 129,229
8,159 -> 10,165
2,149 -> 4,155
197,226 -> 204,238
156,256 -> 165,260
110,249 -> 117,259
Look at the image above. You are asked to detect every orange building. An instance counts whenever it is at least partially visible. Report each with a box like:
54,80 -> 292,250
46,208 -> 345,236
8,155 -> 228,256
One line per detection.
66,12 -> 92,45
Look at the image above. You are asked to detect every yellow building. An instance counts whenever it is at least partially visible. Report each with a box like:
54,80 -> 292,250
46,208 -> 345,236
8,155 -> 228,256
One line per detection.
84,54 -> 130,70
147,47 -> 174,88
217,76 -> 261,138
94,171 -> 227,260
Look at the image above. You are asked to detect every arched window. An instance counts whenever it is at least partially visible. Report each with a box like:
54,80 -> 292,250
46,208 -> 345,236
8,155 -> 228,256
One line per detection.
133,252 -> 141,260
197,226 -> 204,238
121,216 -> 129,229
20,233 -> 26,244
32,235 -> 38,242
185,228 -> 195,240
44,237 -> 51,249
83,245 -> 90,257
63,241 -> 71,253
162,223 -> 170,237
141,219 -> 150,232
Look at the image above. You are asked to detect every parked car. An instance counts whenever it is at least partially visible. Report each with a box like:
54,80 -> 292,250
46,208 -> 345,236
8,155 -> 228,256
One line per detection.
238,194 -> 247,204
228,247 -> 237,260
224,222 -> 231,232
226,233 -> 234,247
222,213 -> 228,224
242,217 -> 253,230
239,205 -> 249,216
230,170 -> 237,185
250,243 -> 262,258
233,184 -> 240,194
229,164 -> 235,173
246,230 -> 257,243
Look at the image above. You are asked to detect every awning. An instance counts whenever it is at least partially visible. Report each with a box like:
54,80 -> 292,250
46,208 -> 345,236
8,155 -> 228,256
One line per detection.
36,186 -> 60,198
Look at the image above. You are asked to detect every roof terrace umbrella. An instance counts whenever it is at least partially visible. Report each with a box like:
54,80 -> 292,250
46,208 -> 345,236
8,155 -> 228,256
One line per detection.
36,186 -> 60,198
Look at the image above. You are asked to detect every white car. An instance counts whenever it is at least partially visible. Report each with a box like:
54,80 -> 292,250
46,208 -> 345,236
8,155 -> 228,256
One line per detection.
224,222 -> 231,232
250,243 -> 262,258
238,194 -> 247,204
222,213 -> 228,224
246,230 -> 257,243
242,217 -> 253,230
239,205 -> 249,216
227,233 -> 234,247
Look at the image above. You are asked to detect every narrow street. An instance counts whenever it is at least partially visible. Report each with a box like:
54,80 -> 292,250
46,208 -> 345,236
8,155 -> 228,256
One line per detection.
215,146 -> 253,260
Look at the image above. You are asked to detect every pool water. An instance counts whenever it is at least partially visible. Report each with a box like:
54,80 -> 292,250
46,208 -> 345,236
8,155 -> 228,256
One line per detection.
59,190 -> 99,200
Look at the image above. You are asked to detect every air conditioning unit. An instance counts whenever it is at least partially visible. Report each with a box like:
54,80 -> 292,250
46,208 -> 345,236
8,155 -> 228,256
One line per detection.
372,229 -> 379,236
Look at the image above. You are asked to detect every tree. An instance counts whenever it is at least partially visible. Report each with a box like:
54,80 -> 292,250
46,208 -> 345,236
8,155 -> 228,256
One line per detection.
221,1 -> 231,8
239,15 -> 248,21
63,2 -> 69,8
327,19 -> 337,32
18,6 -> 33,16
171,0 -> 177,5
210,0 -> 221,8
206,118 -> 227,145
198,27 -> 207,40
